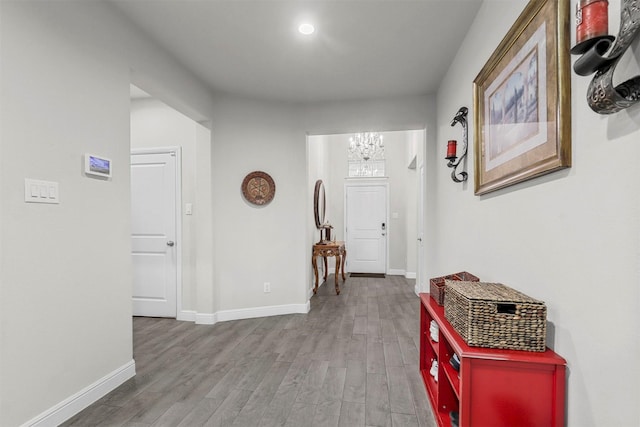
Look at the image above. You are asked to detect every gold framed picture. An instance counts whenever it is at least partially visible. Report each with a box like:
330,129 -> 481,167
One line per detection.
473,0 -> 571,195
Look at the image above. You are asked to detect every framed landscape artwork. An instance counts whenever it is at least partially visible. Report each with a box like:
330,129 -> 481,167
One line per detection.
473,0 -> 571,195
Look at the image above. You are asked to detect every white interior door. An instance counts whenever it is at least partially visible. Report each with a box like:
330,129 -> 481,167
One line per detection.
131,150 -> 177,318
345,182 -> 387,274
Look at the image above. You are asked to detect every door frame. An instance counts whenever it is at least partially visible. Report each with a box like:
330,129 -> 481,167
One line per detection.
417,163 -> 425,294
131,146 -> 183,317
343,177 -> 390,274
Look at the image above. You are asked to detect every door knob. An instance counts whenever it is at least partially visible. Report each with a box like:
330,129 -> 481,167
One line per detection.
417,237 -> 422,242
167,241 -> 175,247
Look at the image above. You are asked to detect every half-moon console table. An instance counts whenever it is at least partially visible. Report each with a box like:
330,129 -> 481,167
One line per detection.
312,241 -> 346,295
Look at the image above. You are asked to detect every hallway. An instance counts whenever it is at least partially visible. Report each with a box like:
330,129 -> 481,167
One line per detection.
63,276 -> 435,426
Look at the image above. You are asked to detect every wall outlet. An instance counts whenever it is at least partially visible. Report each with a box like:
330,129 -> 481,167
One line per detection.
263,282 -> 271,293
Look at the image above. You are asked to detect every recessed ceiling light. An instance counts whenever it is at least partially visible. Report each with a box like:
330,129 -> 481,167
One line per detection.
298,23 -> 315,35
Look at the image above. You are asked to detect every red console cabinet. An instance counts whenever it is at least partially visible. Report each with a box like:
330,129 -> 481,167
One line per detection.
419,293 -> 566,427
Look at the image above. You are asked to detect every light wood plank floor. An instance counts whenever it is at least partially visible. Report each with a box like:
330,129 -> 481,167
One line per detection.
63,275 -> 436,427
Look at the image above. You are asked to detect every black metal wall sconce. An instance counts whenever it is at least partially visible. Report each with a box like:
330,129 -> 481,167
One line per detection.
445,107 -> 469,183
572,0 -> 640,114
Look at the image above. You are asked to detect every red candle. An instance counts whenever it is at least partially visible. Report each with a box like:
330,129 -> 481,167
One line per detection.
576,0 -> 609,45
446,140 -> 457,159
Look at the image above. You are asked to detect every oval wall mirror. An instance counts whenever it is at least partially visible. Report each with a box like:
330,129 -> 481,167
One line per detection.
314,180 -> 326,229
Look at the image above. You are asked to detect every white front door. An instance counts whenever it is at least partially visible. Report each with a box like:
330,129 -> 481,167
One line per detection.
131,150 -> 178,318
345,181 -> 387,274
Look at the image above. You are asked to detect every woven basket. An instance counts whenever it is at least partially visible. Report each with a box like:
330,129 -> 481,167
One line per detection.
429,271 -> 479,305
444,280 -> 547,352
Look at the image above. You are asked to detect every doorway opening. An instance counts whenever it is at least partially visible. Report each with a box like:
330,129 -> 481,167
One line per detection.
307,129 -> 425,288
129,83 -> 212,320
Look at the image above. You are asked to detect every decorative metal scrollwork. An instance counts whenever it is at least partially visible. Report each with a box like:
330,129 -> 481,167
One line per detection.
447,107 -> 469,183
573,0 -> 640,114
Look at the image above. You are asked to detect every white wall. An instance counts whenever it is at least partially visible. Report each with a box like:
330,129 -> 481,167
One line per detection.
301,95 -> 435,136
384,131 -> 418,275
404,130 -> 422,277
434,1 -> 640,426
0,2 -> 216,426
308,135 -> 331,289
308,134 -> 331,245
209,96 -> 309,315
0,3 -> 132,425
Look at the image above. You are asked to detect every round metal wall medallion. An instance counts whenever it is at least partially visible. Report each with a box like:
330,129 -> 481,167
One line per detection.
241,171 -> 275,206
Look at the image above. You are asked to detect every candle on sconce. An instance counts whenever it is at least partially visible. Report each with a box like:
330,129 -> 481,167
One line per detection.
576,0 -> 609,46
446,140 -> 457,160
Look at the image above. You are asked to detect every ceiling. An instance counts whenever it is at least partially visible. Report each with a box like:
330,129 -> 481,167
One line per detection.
112,0 -> 483,103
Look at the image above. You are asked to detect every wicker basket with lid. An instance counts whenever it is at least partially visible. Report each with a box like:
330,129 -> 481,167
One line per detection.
444,280 -> 547,352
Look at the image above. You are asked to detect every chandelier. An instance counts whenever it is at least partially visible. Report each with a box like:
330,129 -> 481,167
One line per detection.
348,132 -> 384,161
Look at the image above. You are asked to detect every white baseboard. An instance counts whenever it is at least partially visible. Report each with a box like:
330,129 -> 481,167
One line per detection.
414,284 -> 420,296
195,312 -> 217,325
22,360 -> 136,427
183,303 -> 312,325
387,269 -> 405,276
216,302 -> 310,322
405,271 -> 416,279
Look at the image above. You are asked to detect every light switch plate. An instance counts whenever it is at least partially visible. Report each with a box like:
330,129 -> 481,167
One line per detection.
25,179 -> 59,204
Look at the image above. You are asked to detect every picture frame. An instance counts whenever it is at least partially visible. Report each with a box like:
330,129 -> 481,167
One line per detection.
473,0 -> 571,195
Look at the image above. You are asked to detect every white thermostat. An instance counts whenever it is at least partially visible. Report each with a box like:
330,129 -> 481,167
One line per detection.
84,153 -> 112,178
